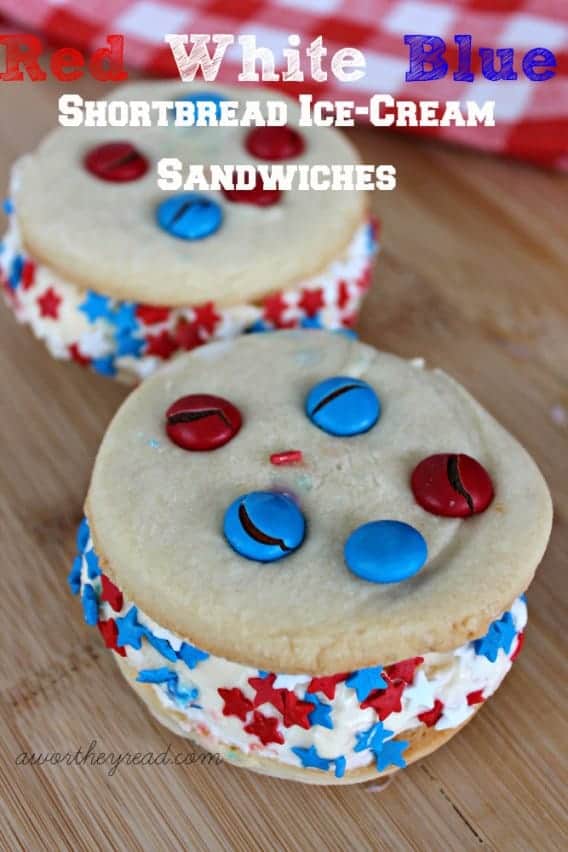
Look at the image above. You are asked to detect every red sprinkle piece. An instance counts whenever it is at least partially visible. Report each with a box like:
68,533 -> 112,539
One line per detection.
299,288 -> 325,317
510,631 -> 525,662
281,692 -> 313,730
262,292 -> 288,327
244,711 -> 285,746
306,673 -> 348,700
101,574 -> 123,613
222,172 -> 281,207
361,680 -> 405,720
37,287 -> 61,319
145,330 -> 178,360
136,304 -> 171,325
270,450 -> 303,466
418,699 -> 444,727
248,674 -> 286,713
69,343 -> 91,366
218,687 -> 254,721
97,619 -> 126,656
193,302 -> 221,335
467,689 -> 485,706
84,142 -> 149,182
384,657 -> 424,686
21,260 -> 36,290
245,126 -> 305,161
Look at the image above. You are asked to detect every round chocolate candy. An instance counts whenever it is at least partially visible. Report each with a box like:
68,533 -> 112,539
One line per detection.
344,520 -> 427,584
305,376 -> 381,437
165,394 -> 242,451
156,193 -> 222,240
411,453 -> 494,518
245,126 -> 305,160
224,491 -> 305,562
84,142 -> 149,182
222,173 -> 281,207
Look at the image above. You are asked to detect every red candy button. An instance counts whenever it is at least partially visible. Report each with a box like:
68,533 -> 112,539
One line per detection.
84,142 -> 149,182
411,453 -> 494,518
222,172 -> 281,207
165,394 -> 242,451
245,126 -> 305,160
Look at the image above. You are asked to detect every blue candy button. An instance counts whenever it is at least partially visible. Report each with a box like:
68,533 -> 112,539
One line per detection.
176,91 -> 226,124
305,376 -> 380,437
223,491 -> 305,563
156,193 -> 222,240
344,520 -> 427,584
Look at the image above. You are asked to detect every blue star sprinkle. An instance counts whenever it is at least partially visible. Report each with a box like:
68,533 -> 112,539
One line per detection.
354,721 -> 394,754
333,756 -> 346,778
145,632 -> 178,662
8,254 -> 23,289
67,555 -> 82,596
304,694 -> 333,729
115,607 -> 146,650
81,584 -> 99,626
300,314 -> 324,329
375,738 -> 408,772
136,667 -> 175,684
79,291 -> 112,323
136,668 -> 200,707
178,641 -> 209,670
85,547 -> 101,580
109,302 -> 138,334
346,666 -> 387,702
474,611 -> 517,662
115,332 -> 145,358
76,517 -> 90,552
91,355 -> 117,377
292,746 -> 345,777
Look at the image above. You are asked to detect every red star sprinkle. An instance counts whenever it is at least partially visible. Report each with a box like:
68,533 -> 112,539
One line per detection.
385,657 -> 424,686
37,287 -> 61,319
218,687 -> 254,721
21,260 -> 36,290
467,690 -> 485,706
193,301 -> 221,335
337,280 -> 350,310
244,711 -> 284,746
281,692 -> 313,730
136,304 -> 171,325
101,574 -> 123,612
68,343 -> 91,366
248,674 -> 286,713
418,699 -> 444,727
262,292 -> 288,327
97,619 -> 126,656
174,318 -> 203,351
361,680 -> 405,720
299,288 -> 324,317
306,672 -> 348,700
145,330 -> 178,360
510,631 -> 525,662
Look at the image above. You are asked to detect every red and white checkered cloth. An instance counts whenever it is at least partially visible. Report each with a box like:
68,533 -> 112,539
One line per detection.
0,0 -> 567,168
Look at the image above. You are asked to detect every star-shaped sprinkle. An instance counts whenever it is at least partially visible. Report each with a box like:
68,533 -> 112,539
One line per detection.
248,673 -> 285,713
435,702 -> 474,731
218,687 -> 254,721
346,666 -> 388,702
136,667 -> 174,684
375,738 -> 408,772
178,641 -> 209,669
262,292 -> 288,327
8,254 -> 23,289
300,315 -> 323,329
21,260 -> 35,290
354,721 -> 394,754
403,670 -> 437,711
306,672 -> 348,700
37,287 -> 61,319
136,304 -> 171,325
166,675 -> 199,706
510,631 -> 525,661
100,574 -> 123,612
291,745 -> 331,772
79,290 -> 112,323
193,301 -> 221,335
76,517 -> 90,551
115,606 -> 146,650
97,618 -> 126,656
474,612 -> 516,662
385,656 -> 424,685
174,318 -> 202,351
67,555 -> 82,595
145,632 -> 178,662
299,287 -> 325,317
467,690 -> 485,706
244,711 -> 284,746
69,343 -> 91,366
81,584 -> 99,626
304,694 -> 333,729
418,699 -> 444,727
115,332 -> 145,358
333,756 -> 346,778
361,680 -> 404,720
281,692 -> 314,730
91,355 -> 117,377
109,302 -> 138,333
85,548 -> 101,580
145,330 -> 178,360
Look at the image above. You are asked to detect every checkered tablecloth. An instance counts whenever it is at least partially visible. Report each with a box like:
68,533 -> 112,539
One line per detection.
0,0 -> 567,168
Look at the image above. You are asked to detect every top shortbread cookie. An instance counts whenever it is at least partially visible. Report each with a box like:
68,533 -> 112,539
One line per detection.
87,331 -> 552,673
13,81 -> 366,307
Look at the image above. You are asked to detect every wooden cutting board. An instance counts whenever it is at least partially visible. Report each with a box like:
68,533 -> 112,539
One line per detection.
1,73 -> 567,851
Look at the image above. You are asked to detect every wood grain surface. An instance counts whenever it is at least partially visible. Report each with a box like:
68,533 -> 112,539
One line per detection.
0,74 -> 567,852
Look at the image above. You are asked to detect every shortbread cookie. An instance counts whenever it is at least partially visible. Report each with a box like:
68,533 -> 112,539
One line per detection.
1,82 -> 377,382
69,331 -> 552,783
